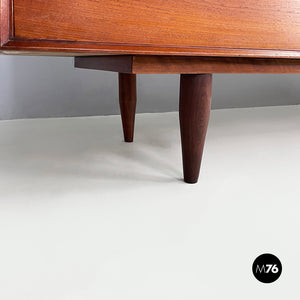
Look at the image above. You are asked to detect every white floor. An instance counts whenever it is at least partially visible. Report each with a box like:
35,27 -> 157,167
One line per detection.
0,105 -> 299,300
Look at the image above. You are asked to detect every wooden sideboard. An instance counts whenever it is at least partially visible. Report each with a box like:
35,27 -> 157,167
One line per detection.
1,0 -> 300,183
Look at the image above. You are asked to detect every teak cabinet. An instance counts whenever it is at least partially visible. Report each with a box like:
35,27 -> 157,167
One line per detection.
1,0 -> 300,183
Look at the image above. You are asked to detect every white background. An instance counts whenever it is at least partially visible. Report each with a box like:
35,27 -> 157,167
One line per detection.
0,106 -> 300,299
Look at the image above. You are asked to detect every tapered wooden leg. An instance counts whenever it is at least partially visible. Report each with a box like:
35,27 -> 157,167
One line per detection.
179,74 -> 212,183
119,73 -> 137,142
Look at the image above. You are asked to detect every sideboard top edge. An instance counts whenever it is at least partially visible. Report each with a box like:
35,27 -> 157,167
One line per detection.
1,40 -> 300,59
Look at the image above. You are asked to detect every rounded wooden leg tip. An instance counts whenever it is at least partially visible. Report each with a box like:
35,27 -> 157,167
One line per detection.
183,177 -> 199,184
124,136 -> 134,143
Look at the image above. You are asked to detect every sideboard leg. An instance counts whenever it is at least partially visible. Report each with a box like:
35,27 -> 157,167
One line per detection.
179,74 -> 212,183
119,73 -> 137,142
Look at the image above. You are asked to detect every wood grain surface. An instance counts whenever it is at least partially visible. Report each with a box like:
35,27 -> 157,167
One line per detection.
1,0 -> 299,57
75,55 -> 300,74
0,0 -> 13,45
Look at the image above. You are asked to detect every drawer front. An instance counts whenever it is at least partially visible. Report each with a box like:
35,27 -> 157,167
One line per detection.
2,0 -> 300,57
